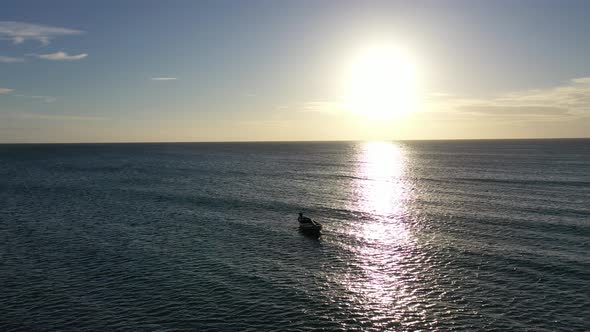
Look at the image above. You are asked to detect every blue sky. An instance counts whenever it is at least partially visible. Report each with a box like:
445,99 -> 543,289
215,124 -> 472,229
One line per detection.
1,0 -> 590,142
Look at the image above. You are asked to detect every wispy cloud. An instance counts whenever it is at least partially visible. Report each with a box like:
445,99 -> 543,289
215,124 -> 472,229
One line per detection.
296,77 -> 590,125
151,77 -> 177,81
430,92 -> 453,98
237,120 -> 289,127
0,111 -> 106,121
14,94 -> 57,103
36,51 -> 88,61
32,95 -> 57,103
427,77 -> 590,120
301,101 -> 345,114
0,55 -> 24,63
0,88 -> 14,94
0,21 -> 84,46
571,77 -> 590,84
17,113 -> 106,121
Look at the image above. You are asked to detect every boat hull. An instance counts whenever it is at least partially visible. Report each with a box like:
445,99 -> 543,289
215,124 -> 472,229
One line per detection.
299,223 -> 322,233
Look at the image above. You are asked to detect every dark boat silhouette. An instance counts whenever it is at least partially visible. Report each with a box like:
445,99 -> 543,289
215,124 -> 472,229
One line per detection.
297,213 -> 322,234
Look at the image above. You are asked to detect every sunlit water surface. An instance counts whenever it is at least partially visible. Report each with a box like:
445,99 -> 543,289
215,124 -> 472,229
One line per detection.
1,140 -> 588,331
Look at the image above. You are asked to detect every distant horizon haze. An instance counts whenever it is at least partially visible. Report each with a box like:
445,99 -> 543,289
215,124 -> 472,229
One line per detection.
1,137 -> 589,145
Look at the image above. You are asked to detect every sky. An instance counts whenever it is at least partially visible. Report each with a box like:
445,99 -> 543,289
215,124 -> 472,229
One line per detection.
1,0 -> 590,143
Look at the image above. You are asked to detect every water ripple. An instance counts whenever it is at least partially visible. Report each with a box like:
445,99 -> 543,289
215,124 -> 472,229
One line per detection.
1,140 -> 589,331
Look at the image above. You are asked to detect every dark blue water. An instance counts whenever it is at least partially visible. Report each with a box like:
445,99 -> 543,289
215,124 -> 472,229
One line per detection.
1,140 -> 589,331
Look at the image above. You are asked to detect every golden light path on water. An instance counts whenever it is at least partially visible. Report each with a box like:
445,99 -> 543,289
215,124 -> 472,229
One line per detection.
334,141 -> 427,327
357,141 -> 407,225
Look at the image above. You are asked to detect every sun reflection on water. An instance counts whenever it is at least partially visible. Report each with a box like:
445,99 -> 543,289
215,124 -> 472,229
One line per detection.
337,141 -> 423,322
354,141 -> 410,243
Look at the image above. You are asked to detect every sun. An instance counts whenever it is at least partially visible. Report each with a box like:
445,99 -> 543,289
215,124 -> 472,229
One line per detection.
344,45 -> 420,119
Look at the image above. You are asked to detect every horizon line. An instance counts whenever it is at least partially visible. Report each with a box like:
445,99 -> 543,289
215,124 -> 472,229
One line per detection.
1,136 -> 588,145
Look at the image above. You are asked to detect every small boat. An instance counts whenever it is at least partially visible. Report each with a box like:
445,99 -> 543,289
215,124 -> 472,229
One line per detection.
298,213 -> 322,234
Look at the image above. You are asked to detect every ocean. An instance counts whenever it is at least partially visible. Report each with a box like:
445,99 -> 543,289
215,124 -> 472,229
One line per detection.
0,139 -> 588,331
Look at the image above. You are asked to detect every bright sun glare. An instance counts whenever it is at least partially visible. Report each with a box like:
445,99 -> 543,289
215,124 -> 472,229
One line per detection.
345,45 -> 420,119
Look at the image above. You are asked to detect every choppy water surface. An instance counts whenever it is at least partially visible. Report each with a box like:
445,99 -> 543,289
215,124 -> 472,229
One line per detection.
1,140 -> 589,331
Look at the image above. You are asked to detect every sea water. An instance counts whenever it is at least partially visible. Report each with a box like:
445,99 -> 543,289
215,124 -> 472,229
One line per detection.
1,139 -> 588,331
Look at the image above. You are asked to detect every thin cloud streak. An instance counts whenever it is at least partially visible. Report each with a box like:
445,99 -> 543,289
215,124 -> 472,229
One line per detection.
14,94 -> 57,103
0,21 -> 84,45
0,55 -> 24,63
0,88 -> 14,94
18,113 -> 107,121
301,101 -> 345,114
151,77 -> 177,81
36,51 -> 88,61
32,95 -> 57,103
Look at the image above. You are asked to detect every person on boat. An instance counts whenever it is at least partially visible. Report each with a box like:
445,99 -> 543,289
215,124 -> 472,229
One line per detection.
298,212 -> 311,223
299,213 -> 319,226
